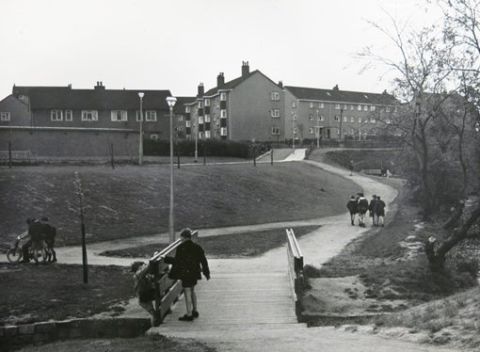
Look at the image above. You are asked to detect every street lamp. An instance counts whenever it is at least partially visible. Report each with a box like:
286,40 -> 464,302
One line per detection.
138,92 -> 145,165
291,112 -> 296,149
316,110 -> 320,148
166,96 -> 177,243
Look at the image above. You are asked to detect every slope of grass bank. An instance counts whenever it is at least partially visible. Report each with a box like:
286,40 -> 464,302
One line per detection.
0,163 -> 360,246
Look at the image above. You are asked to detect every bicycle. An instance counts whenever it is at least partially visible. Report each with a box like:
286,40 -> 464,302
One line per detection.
6,232 -> 46,264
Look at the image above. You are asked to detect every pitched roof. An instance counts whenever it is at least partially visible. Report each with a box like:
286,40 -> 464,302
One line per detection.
285,86 -> 397,105
12,85 -> 172,110
174,96 -> 196,113
203,70 -> 280,96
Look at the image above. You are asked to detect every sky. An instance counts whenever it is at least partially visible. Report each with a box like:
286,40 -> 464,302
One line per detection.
0,0 -> 442,99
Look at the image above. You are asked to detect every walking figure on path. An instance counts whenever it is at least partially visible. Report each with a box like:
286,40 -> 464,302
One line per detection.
369,195 -> 378,226
356,193 -> 369,227
131,261 -> 157,326
375,196 -> 386,227
165,228 -> 210,322
346,195 -> 357,226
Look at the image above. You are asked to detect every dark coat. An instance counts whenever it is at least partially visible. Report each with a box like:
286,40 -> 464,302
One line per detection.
374,200 -> 386,216
357,198 -> 369,214
346,199 -> 357,214
166,240 -> 210,281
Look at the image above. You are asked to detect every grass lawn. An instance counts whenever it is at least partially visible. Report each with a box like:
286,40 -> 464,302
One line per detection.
0,263 -> 133,325
101,225 -> 320,259
15,336 -> 214,352
0,163 -> 360,246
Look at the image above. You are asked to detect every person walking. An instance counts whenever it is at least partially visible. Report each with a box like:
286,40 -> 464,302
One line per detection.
40,217 -> 57,262
131,261 -> 158,326
356,193 -> 369,227
346,195 -> 357,226
375,196 -> 386,227
368,195 -> 378,226
165,228 -> 210,322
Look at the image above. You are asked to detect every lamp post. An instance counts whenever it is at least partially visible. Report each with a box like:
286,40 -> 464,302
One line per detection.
166,96 -> 177,243
316,110 -> 320,148
339,108 -> 344,141
138,92 -> 145,165
194,114 -> 198,162
291,112 -> 296,149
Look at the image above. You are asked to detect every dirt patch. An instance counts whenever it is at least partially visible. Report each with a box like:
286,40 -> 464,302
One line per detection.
0,263 -> 134,325
0,163 -> 360,246
101,226 -> 320,259
14,335 -> 215,352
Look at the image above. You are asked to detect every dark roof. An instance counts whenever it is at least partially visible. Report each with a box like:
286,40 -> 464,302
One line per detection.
204,70 -> 280,96
285,86 -> 397,105
174,96 -> 196,113
12,85 -> 172,110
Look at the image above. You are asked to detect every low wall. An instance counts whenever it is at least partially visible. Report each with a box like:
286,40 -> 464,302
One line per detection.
0,127 -> 139,160
0,317 -> 150,352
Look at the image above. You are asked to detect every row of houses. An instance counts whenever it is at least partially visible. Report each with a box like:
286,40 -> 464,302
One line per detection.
0,62 -> 398,158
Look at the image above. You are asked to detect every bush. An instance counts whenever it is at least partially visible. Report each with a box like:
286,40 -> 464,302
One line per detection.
144,139 -> 269,158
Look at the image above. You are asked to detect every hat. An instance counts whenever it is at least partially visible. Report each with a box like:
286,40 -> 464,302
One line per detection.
180,228 -> 193,239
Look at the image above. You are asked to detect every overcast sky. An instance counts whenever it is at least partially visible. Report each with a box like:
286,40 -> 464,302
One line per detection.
0,0 -> 441,99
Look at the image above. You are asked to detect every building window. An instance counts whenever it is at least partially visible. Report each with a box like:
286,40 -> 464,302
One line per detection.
220,109 -> 227,118
350,116 -> 354,122
309,114 -> 314,121
220,92 -> 227,101
205,130 -> 211,138
358,117 -> 362,123
150,134 -> 159,141
370,118 -> 376,123
343,104 -> 348,110
185,106 -> 191,113
269,109 -> 280,118
291,101 -> 297,108
186,120 -> 191,128
204,98 -> 210,106
111,110 -> 128,122
370,105 -> 376,111
198,101 -> 203,109
309,102 -> 314,108
319,102 -> 324,108
308,127 -> 314,134
145,110 -> 157,122
350,105 -> 354,110
204,114 -> 211,122
335,104 -> 340,109
271,92 -> 280,101
0,112 -> 11,121
364,105 -> 368,111
199,116 -> 204,124
51,109 -> 63,121
334,115 -> 339,121
320,115 -> 325,121
271,127 -> 280,135
81,110 -> 98,121
386,106 -> 391,112
199,131 -> 204,139
220,127 -> 228,136
385,118 -> 391,124
343,116 -> 348,122
65,110 -> 73,121
357,105 -> 362,111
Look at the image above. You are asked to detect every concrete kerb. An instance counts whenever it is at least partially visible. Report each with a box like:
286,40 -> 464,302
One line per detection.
0,317 -> 150,352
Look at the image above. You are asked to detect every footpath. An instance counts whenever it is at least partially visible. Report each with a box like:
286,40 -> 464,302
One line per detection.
53,149 -> 459,352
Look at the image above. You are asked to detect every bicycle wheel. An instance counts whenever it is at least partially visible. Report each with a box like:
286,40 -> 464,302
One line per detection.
6,248 -> 22,263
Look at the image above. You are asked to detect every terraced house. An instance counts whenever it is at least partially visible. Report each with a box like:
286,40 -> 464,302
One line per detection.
284,85 -> 398,142
0,82 -> 171,158
183,62 -> 285,143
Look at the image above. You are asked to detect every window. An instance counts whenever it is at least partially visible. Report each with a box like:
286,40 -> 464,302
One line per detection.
111,110 -> 127,122
350,105 -> 354,110
0,112 -> 11,121
185,106 -> 191,113
150,134 -> 159,141
358,117 -> 362,123
199,132 -> 204,139
291,101 -> 297,108
204,114 -> 211,122
309,102 -> 314,108
177,115 -> 184,122
335,104 -> 340,110
350,117 -> 354,122
309,114 -> 314,121
370,118 -> 376,123
334,115 -> 339,121
363,105 -> 368,111
370,105 -> 376,111
205,130 -> 211,138
220,127 -> 228,136
386,106 -> 391,112
319,102 -> 324,108
198,101 -> 203,108
220,92 -> 227,101
220,109 -> 227,118
271,109 -> 280,118
385,118 -> 391,124
271,127 -> 280,135
357,105 -> 362,111
145,110 -> 157,122
293,127 -> 298,134
319,115 -> 325,122
186,120 -> 191,128
309,127 -> 314,134
204,98 -> 210,106
65,110 -> 73,121
51,109 -> 63,121
81,110 -> 98,121
198,116 -> 204,124
343,104 -> 348,110
271,92 -> 280,101
343,116 -> 348,122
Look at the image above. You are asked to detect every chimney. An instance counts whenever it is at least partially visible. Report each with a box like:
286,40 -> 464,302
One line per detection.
278,81 -> 283,88
217,72 -> 225,87
197,82 -> 204,97
333,84 -> 339,91
241,61 -> 250,77
94,81 -> 105,91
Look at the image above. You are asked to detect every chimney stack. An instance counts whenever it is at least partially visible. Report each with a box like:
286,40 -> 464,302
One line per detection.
217,72 -> 225,87
197,83 -> 204,97
94,81 -> 105,91
241,61 -> 250,77
278,81 -> 283,88
333,84 -> 339,91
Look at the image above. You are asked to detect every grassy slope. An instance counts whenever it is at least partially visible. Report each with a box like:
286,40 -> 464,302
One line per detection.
0,263 -> 132,325
0,163 -> 360,246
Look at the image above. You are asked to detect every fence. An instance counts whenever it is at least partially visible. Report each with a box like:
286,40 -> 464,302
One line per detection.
286,228 -> 304,318
148,231 -> 198,325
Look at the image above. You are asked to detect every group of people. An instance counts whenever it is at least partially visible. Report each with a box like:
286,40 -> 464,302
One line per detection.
20,217 -> 57,263
347,193 -> 386,227
131,228 -> 210,326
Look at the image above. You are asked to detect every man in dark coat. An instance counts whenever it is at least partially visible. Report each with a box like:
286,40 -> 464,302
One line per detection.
346,195 -> 357,226
356,193 -> 369,227
165,228 -> 210,321
375,196 -> 386,227
21,218 -> 43,263
40,217 -> 57,262
368,195 -> 378,226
